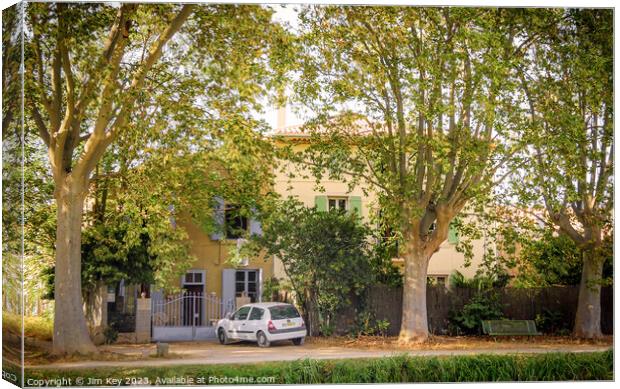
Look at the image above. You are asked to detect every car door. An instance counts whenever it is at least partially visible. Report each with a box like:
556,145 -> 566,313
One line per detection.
230,306 -> 251,340
245,307 -> 265,341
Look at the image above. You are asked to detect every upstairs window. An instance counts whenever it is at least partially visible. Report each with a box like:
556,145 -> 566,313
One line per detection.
225,205 -> 248,239
328,197 -> 347,211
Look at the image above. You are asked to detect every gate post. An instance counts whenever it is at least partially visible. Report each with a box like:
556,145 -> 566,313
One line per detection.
136,297 -> 152,343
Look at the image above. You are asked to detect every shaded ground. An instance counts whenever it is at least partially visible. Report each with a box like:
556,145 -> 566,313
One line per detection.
22,335 -> 612,370
309,334 -> 614,350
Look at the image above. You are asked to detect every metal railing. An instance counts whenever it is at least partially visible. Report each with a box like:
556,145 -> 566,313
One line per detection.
152,292 -> 234,327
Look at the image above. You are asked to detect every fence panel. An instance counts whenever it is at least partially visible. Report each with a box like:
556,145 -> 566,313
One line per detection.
338,285 -> 613,336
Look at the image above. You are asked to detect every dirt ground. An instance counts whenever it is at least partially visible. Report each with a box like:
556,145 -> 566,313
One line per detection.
19,334 -> 613,369
307,334 -> 614,351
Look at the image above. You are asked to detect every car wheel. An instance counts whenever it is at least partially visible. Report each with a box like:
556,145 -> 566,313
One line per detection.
292,337 -> 305,346
218,328 -> 228,345
256,331 -> 270,348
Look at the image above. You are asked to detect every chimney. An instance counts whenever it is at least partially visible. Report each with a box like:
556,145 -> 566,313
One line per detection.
277,105 -> 286,129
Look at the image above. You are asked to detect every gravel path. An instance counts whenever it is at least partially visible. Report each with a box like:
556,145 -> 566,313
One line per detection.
26,340 -> 612,370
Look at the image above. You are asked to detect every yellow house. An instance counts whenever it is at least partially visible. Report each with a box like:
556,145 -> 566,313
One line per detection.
164,116 -> 495,306
173,206 -> 274,304
269,119 -> 492,287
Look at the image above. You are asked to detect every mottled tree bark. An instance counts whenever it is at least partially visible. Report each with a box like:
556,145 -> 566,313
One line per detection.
53,176 -> 97,354
574,250 -> 604,338
84,280 -> 108,345
399,246 -> 431,343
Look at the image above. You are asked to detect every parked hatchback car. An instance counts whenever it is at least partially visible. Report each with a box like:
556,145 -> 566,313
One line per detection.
216,302 -> 306,347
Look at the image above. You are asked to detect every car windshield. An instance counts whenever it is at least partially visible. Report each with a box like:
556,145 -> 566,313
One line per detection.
269,305 -> 300,320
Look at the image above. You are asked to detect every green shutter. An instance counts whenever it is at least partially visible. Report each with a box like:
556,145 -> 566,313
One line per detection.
448,222 -> 459,244
349,196 -> 362,218
315,195 -> 327,211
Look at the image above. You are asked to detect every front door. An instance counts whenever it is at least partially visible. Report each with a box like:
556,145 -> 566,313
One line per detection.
182,284 -> 204,326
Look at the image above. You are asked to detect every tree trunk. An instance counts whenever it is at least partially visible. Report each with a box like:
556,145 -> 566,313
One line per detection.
53,176 -> 98,354
398,246 -> 430,343
302,289 -> 321,337
84,280 -> 108,345
573,249 -> 604,338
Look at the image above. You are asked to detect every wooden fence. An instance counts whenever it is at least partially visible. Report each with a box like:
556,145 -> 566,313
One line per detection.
335,285 -> 613,336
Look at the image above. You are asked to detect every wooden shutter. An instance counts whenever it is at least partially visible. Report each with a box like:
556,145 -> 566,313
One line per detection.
257,269 -> 263,302
249,207 -> 263,236
315,195 -> 327,211
210,196 -> 225,240
448,223 -> 459,244
222,269 -> 236,309
349,196 -> 362,218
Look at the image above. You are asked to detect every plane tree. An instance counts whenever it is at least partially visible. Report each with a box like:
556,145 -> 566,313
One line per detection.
294,6 -> 538,343
515,9 -> 613,338
23,2 -> 289,354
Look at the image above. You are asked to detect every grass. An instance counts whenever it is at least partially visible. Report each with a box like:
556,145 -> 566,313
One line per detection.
2,312 -> 53,341
25,350 -> 613,384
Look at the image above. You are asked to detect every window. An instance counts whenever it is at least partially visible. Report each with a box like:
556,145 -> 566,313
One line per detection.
232,306 -> 251,321
427,275 -> 447,287
183,270 -> 204,285
269,305 -> 301,320
235,270 -> 258,302
225,205 -> 248,239
249,307 -> 264,320
328,197 -> 347,211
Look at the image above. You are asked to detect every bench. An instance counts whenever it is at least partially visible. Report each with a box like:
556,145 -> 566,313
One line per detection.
481,320 -> 542,336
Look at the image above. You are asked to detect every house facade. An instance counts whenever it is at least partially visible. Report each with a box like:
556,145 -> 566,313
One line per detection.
269,122 -> 491,288
167,120 -> 495,306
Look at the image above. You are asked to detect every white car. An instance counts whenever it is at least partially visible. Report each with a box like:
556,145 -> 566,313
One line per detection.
216,302 -> 306,347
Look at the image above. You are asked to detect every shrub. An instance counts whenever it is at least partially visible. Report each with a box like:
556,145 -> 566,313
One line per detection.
376,319 -> 390,337
448,293 -> 504,335
535,308 -> 571,335
103,326 -> 118,344
2,312 -> 53,341
347,311 -> 391,338
319,322 -> 335,337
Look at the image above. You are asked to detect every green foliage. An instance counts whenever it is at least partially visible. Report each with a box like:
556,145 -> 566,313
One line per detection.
25,351 -> 614,383
3,128 -> 56,313
512,9 -> 613,296
347,311 -> 391,338
448,293 -> 505,335
2,312 -> 53,341
319,322 -> 336,337
260,277 -> 292,302
351,311 -> 376,337
376,319 -> 391,337
515,230 -> 613,287
534,308 -> 571,336
449,270 -> 509,291
252,198 -> 373,333
294,6 -> 526,245
102,326 -> 119,345
368,224 -> 404,288
20,3 -> 294,343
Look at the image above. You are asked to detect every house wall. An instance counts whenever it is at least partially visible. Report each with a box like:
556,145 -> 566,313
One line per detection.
176,136 -> 491,298
394,236 -> 488,280
174,219 -> 274,299
271,139 -> 377,281
271,137 -> 488,283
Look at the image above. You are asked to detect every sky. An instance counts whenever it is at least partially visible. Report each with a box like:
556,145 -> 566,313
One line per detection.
260,4 -> 304,130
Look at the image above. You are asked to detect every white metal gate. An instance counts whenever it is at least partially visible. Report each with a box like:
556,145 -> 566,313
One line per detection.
151,292 -> 235,341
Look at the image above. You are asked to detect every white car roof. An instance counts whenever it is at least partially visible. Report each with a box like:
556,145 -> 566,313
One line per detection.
239,302 -> 294,309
